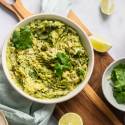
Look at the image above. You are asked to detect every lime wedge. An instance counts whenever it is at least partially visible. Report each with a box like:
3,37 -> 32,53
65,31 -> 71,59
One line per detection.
59,113 -> 83,125
90,36 -> 112,53
100,0 -> 115,15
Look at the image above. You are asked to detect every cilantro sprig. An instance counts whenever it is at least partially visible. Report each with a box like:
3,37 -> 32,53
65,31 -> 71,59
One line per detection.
54,52 -> 71,78
12,27 -> 32,50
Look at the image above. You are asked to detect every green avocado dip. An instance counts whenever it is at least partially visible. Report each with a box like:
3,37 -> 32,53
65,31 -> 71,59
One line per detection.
6,19 -> 88,99
111,64 -> 125,104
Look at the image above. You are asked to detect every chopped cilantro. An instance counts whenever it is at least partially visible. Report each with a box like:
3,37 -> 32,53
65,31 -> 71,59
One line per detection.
111,64 -> 125,104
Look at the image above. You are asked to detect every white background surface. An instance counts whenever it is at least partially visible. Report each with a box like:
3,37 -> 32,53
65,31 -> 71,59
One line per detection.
0,0 -> 125,124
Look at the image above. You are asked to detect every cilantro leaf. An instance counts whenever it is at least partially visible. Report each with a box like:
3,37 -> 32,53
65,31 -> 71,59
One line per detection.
54,63 -> 63,78
54,52 -> 71,78
56,52 -> 70,65
111,64 -> 125,104
12,27 -> 32,50
113,91 -> 125,104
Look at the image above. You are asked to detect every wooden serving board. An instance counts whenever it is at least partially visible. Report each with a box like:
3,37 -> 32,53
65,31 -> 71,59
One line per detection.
0,1 -> 124,124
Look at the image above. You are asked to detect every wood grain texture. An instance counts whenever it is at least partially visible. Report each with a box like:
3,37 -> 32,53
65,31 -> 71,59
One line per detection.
67,10 -> 92,36
0,0 -> 23,20
12,0 -> 32,19
0,0 -> 32,20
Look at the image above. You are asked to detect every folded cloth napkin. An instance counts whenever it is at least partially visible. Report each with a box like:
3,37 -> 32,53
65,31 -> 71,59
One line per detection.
0,0 -> 72,125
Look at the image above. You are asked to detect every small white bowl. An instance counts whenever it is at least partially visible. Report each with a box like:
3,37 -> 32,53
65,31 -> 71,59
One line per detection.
2,14 -> 94,104
102,58 -> 125,111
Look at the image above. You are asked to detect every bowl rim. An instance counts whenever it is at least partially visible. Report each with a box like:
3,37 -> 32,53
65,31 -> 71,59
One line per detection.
102,57 -> 125,111
2,13 -> 94,104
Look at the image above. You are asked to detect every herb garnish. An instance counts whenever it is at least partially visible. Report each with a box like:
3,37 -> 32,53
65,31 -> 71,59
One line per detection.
111,64 -> 125,104
12,27 -> 32,50
54,52 -> 71,78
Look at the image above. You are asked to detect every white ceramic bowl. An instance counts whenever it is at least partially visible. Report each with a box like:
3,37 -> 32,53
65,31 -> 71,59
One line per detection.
102,58 -> 125,111
2,14 -> 94,104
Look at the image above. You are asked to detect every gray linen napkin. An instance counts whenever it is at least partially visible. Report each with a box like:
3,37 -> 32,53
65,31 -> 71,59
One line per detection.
0,0 -> 72,125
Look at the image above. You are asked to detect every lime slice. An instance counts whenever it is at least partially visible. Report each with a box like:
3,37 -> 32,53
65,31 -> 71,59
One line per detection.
90,36 -> 112,53
59,112 -> 83,125
100,0 -> 115,15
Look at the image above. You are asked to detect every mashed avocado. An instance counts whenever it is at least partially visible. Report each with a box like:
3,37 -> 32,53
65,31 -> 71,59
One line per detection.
7,20 -> 88,99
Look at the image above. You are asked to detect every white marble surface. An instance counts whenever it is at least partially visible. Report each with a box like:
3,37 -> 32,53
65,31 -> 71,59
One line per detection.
0,0 -> 125,124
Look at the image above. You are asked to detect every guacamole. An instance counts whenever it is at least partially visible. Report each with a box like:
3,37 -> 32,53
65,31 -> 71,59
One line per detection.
7,19 -> 88,99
